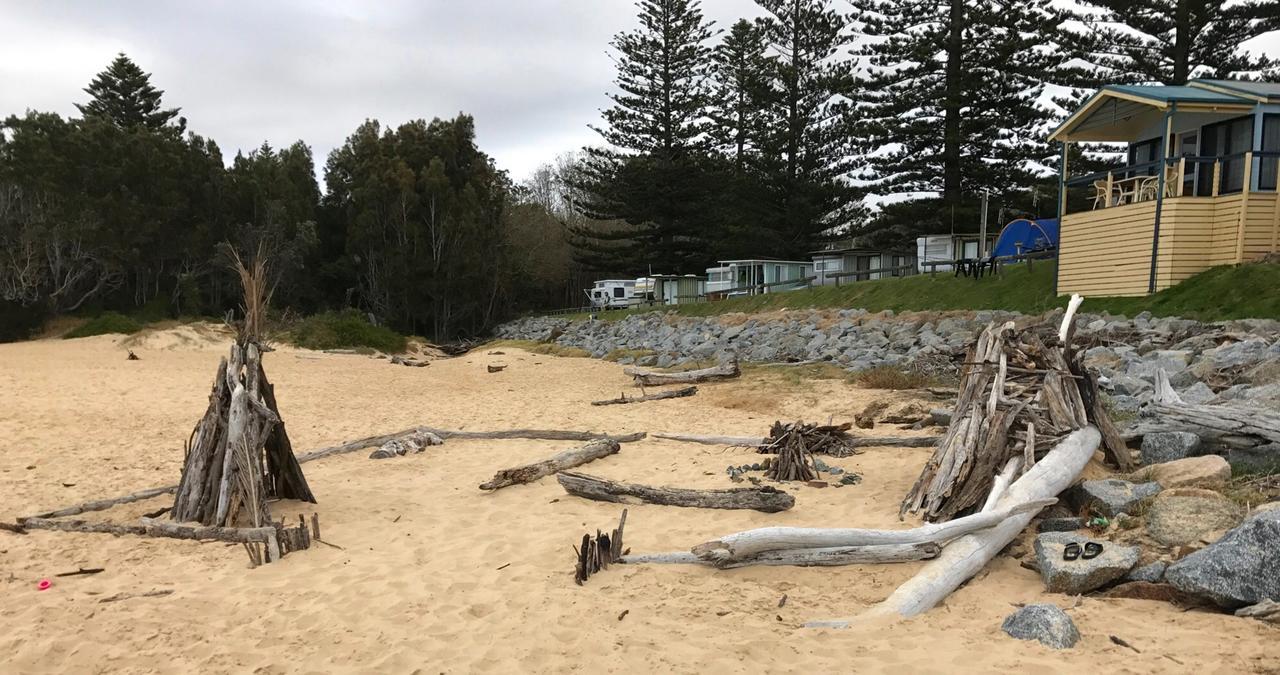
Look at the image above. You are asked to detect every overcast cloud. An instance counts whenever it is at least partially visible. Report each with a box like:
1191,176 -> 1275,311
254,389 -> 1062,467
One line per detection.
0,1 -> 766,183
2,2 -> 1276,185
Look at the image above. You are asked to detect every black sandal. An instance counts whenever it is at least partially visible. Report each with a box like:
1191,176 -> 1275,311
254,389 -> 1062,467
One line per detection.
1082,542 -> 1103,559
1063,542 -> 1082,561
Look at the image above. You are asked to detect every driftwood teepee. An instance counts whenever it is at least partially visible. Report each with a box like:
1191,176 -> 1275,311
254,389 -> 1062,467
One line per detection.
171,251 -> 315,529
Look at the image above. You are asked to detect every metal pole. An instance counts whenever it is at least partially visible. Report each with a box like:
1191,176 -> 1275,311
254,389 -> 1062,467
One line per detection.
978,190 -> 990,258
1147,102 -> 1175,294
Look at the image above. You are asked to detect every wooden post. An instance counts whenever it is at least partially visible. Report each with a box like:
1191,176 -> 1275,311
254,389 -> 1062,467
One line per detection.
1212,160 -> 1221,197
1147,104 -> 1174,294
1058,139 -> 1069,218
1176,157 -> 1186,197
1236,151 -> 1254,263
1104,170 -> 1114,207
1271,159 -> 1280,252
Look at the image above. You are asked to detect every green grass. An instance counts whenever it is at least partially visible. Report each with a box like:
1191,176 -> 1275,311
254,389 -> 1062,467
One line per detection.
485,339 -> 592,358
602,347 -> 657,362
561,260 -> 1280,322
63,312 -> 144,339
288,310 -> 408,353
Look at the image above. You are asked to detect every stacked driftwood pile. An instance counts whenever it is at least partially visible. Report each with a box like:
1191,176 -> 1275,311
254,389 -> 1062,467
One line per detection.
574,510 -> 628,585
901,313 -> 1129,522
760,421 -> 860,458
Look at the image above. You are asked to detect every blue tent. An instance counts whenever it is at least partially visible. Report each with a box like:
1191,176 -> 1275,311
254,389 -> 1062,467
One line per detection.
993,218 -> 1059,258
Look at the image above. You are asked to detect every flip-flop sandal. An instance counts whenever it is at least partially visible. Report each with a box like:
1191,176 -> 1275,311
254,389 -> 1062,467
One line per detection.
1082,542 -> 1103,559
1063,542 -> 1082,561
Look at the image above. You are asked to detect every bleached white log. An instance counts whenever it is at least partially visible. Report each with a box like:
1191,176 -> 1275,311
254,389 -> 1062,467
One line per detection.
980,456 -> 1022,513
622,542 -> 939,568
213,383 -> 249,525
624,360 -> 739,386
690,498 -> 1055,564
806,426 -> 1100,628
652,432 -> 766,446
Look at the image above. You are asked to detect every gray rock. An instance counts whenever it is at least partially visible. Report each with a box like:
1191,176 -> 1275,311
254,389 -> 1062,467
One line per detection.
1126,561 -> 1167,583
368,447 -> 397,459
1177,381 -> 1216,405
1145,488 -> 1244,547
1034,532 -> 1140,595
1106,394 -> 1146,414
1106,373 -> 1152,396
1001,604 -> 1080,649
1166,510 -> 1280,608
1038,517 -> 1086,533
1227,444 -> 1280,474
1126,350 -> 1191,379
1207,339 -> 1270,370
1076,479 -> 1162,517
1140,431 -> 1202,465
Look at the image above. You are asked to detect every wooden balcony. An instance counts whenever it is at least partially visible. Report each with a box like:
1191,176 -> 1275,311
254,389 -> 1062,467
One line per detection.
1058,152 -> 1280,296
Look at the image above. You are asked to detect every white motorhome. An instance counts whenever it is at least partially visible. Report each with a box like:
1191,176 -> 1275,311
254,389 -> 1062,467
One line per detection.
585,279 -> 636,309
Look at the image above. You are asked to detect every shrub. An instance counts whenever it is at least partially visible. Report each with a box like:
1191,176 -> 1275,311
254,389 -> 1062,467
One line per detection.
63,312 -> 144,339
289,310 -> 407,353
852,366 -> 934,390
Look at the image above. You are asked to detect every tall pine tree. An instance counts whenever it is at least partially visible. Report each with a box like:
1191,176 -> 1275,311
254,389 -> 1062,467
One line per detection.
849,0 -> 1072,241
76,53 -> 183,132
708,19 -> 771,174
752,0 -> 853,255
1074,0 -> 1280,85
571,0 -> 717,274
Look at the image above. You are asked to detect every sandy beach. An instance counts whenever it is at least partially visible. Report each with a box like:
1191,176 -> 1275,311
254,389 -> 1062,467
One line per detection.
0,328 -> 1274,674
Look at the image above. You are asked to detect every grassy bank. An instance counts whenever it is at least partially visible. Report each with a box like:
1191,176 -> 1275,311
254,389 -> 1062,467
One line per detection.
563,261 -> 1280,322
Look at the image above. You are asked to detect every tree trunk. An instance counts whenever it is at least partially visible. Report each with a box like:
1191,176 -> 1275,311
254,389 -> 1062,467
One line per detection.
479,439 -> 621,490
557,471 -> 795,512
624,360 -> 740,386
690,498 -> 1055,564
942,0 -> 964,207
806,426 -> 1100,627
622,542 -> 939,569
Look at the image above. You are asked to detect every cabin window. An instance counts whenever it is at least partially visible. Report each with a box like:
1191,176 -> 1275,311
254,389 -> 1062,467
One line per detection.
1262,114 -> 1279,191
1127,137 -> 1161,177
1200,115 -> 1254,194
612,287 -> 625,299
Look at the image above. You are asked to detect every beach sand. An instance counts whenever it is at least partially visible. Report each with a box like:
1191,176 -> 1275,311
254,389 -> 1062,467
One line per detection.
0,329 -> 1273,674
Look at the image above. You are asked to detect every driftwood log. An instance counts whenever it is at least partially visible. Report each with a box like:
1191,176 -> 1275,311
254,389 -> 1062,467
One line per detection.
21,486 -> 179,521
624,360 -> 740,386
556,471 -> 794,512
622,542 -> 939,569
480,439 -> 621,490
592,386 -> 697,406
1123,373 -> 1280,448
20,516 -> 285,562
688,498 -> 1054,565
808,426 -> 1101,627
651,432 -> 939,449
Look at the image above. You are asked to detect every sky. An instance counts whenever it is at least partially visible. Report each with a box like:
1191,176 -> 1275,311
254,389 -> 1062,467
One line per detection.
0,0 -> 765,184
2,2 -> 1276,186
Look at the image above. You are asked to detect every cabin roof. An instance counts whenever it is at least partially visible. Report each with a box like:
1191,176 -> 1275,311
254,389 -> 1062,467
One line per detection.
811,247 -> 911,256
718,258 -> 811,265
1048,79 -> 1260,143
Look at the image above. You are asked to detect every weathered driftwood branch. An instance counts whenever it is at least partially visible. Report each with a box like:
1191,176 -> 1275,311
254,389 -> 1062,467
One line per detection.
690,498 -> 1055,564
480,439 -> 621,491
20,486 -> 178,521
20,516 -> 282,559
807,426 -> 1100,627
592,386 -> 697,406
575,509 -> 626,585
651,432 -> 939,449
622,542 -> 939,569
624,360 -> 740,386
1124,374 -> 1280,448
556,471 -> 794,512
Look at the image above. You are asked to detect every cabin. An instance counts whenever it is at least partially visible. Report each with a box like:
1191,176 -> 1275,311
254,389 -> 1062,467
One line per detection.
632,275 -> 707,306
811,245 -> 917,285
704,259 -> 814,298
916,234 -> 998,272
585,279 -> 636,309
1052,79 -> 1280,296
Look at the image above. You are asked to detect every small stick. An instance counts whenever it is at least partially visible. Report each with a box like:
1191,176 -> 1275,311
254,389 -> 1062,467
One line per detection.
55,567 -> 105,577
315,539 -> 345,551
617,609 -> 629,621
99,589 -> 174,603
1109,635 -> 1141,653
496,563 -> 511,570
142,507 -> 171,519
778,594 -> 788,608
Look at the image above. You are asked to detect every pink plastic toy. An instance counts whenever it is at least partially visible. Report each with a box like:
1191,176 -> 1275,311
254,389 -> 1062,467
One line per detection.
37,579 -> 52,591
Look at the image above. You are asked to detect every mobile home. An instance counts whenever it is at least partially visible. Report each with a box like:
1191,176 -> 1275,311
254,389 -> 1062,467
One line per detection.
915,234 -> 998,272
812,246 -> 917,285
585,279 -> 636,309
704,259 -> 814,297
630,275 -> 707,306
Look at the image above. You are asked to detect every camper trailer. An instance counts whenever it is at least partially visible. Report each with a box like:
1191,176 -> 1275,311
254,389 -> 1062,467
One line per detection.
632,274 -> 706,305
812,246 -> 917,285
585,279 -> 636,309
915,234 -> 998,272
703,259 -> 814,297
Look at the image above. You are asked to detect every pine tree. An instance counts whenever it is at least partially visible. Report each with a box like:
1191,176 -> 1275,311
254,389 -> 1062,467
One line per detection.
1074,0 -> 1280,85
76,53 -> 183,131
709,19 -> 770,174
753,0 -> 853,255
571,0 -> 716,274
849,0 -> 1072,240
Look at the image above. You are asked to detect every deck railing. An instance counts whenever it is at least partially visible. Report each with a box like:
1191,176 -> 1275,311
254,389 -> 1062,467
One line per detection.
1064,151 -> 1280,216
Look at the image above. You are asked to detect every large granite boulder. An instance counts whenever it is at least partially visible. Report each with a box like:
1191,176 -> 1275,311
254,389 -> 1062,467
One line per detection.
1127,455 -> 1230,489
1075,479 -> 1162,517
1034,532 -> 1139,595
1140,431 -> 1202,465
1165,510 -> 1280,608
1125,561 -> 1167,583
1145,488 -> 1243,547
1001,604 -> 1080,649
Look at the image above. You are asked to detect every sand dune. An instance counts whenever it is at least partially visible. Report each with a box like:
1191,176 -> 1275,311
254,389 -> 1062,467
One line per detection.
0,329 -> 1273,673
